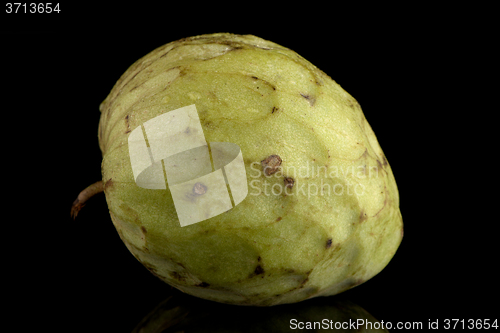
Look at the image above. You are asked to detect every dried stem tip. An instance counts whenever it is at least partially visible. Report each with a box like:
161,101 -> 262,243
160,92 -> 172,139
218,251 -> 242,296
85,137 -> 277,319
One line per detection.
70,180 -> 104,219
261,155 -> 282,176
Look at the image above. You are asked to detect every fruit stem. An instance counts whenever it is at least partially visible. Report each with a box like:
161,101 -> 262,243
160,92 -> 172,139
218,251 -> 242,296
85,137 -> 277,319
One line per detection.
71,180 -> 103,219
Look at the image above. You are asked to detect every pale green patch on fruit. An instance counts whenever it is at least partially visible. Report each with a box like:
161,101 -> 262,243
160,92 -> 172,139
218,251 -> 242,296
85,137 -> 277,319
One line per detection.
98,33 -> 403,306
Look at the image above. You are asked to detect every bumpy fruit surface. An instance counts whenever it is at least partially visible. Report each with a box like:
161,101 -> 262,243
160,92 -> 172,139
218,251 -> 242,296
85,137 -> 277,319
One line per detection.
98,33 -> 403,306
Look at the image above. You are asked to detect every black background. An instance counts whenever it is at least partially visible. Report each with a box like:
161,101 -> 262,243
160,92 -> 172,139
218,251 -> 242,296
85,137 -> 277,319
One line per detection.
2,4 -> 495,332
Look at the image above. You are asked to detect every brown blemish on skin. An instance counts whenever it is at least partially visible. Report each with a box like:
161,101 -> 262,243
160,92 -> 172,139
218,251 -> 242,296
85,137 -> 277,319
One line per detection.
373,187 -> 389,217
376,156 -> 389,174
359,210 -> 368,223
301,276 -> 309,286
284,177 -> 294,189
170,271 -> 185,282
254,265 -> 264,275
104,179 -> 113,190
125,115 -> 131,133
345,278 -> 364,289
249,75 -> 276,90
357,149 -> 369,161
140,226 -> 147,234
276,216 -> 282,222
326,238 -> 333,249
347,99 -> 361,110
272,106 -> 278,113
216,41 -> 244,50
377,159 -> 383,170
261,155 -> 282,176
143,262 -> 159,274
197,282 -> 210,287
128,69 -> 155,92
123,72 -> 142,91
193,182 -> 207,195
300,93 -> 316,106
299,270 -> 313,288
131,241 -> 146,255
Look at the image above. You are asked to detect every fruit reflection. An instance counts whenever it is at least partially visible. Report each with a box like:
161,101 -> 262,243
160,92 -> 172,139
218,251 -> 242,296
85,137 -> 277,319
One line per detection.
132,289 -> 388,332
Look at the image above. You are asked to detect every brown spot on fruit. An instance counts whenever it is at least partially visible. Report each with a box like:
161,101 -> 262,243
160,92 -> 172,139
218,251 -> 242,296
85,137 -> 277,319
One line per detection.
326,238 -> 333,249
359,210 -> 368,223
276,216 -> 282,222
344,278 -> 364,289
104,179 -> 113,190
377,159 -> 387,172
170,271 -> 186,282
300,271 -> 312,287
193,182 -> 207,195
143,263 -> 158,274
300,93 -> 316,106
125,115 -> 131,133
140,226 -> 147,234
261,155 -> 282,176
249,75 -> 276,90
197,282 -> 210,287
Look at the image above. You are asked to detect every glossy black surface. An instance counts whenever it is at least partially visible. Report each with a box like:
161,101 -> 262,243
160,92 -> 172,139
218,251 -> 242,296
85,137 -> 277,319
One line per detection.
3,7 -> 495,332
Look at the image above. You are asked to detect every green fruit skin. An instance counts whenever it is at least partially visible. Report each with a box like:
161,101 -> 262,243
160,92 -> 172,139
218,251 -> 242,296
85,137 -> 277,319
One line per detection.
98,33 -> 403,306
